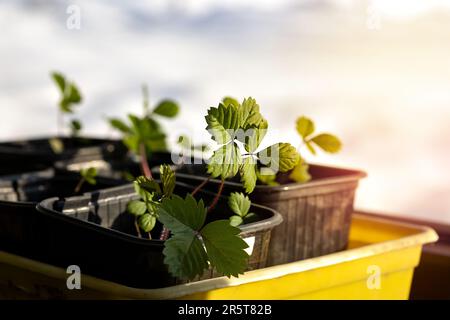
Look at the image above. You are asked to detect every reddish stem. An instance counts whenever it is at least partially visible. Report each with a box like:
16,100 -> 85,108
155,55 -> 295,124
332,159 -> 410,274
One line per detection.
207,180 -> 225,213
139,143 -> 152,179
191,177 -> 210,196
159,228 -> 170,241
74,178 -> 85,194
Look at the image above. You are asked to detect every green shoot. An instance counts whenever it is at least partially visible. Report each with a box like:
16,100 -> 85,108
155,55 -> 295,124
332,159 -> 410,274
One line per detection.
108,85 -> 180,178
74,167 -> 97,194
289,116 -> 342,183
228,192 -> 256,227
202,97 -> 300,202
128,165 -> 250,279
127,164 -> 175,239
50,71 -> 83,137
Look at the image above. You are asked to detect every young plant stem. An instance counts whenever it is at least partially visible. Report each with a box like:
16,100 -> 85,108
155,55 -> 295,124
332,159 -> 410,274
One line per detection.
134,217 -> 142,238
148,232 -> 152,240
207,180 -> 225,213
139,143 -> 152,179
74,178 -> 85,194
191,177 -> 211,196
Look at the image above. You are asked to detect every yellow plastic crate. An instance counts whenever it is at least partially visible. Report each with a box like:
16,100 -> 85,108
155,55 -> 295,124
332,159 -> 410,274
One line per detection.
0,213 -> 438,299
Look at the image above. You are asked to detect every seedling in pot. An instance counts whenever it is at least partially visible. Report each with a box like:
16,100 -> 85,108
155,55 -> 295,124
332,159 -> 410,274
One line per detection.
108,85 -> 180,179
127,165 -> 250,280
197,96 -> 300,201
50,71 -> 83,137
228,192 -> 256,227
74,167 -> 97,194
127,164 -> 174,239
288,116 -> 342,183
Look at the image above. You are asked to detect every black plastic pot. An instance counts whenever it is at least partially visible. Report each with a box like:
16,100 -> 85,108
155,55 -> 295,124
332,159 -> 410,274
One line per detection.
36,182 -> 282,288
0,169 -> 126,260
175,163 -> 367,266
55,151 -> 185,181
0,136 -> 127,168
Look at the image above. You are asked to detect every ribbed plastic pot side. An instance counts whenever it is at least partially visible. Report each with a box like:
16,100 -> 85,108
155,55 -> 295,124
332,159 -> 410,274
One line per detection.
36,182 -> 283,288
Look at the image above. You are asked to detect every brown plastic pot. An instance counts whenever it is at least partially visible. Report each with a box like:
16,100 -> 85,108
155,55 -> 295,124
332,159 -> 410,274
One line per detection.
175,163 -> 367,266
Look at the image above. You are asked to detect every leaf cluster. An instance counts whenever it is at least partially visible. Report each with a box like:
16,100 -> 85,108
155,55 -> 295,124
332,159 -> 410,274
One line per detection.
127,164 -> 176,233
289,116 -> 342,183
228,192 -> 256,227
51,72 -> 82,113
109,86 -> 179,155
205,97 -> 300,193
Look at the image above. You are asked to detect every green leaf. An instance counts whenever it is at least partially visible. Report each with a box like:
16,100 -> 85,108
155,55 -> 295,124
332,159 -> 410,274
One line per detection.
239,156 -> 257,193
310,133 -> 342,154
163,230 -> 209,280
109,118 -> 132,134
239,97 -> 265,129
228,192 -> 251,217
239,119 -> 268,153
134,176 -> 161,197
51,72 -> 66,93
205,103 -> 240,144
70,119 -> 82,136
201,220 -> 249,278
66,83 -> 82,103
257,143 -> 300,173
138,213 -> 156,232
145,137 -> 167,152
296,116 -> 315,138
229,215 -> 243,227
48,137 -> 64,154
207,143 -> 242,179
256,167 -> 279,186
127,200 -> 147,216
153,100 -> 179,118
157,194 -> 206,233
157,195 -> 210,279
289,159 -> 311,183
80,167 -> 97,185
222,96 -> 240,108
59,100 -> 73,113
123,135 -> 140,154
160,164 -> 176,197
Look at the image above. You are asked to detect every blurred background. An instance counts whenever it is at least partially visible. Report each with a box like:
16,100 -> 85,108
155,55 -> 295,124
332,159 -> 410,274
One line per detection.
1,0 -> 449,223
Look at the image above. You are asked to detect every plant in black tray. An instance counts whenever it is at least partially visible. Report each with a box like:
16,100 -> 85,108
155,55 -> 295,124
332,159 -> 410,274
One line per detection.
127,164 -> 250,279
124,97 -> 299,279
108,85 -> 180,178
73,167 -> 98,194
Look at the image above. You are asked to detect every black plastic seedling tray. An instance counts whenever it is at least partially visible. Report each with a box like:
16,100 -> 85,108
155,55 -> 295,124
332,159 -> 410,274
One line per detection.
36,182 -> 282,288
0,169 -> 126,260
